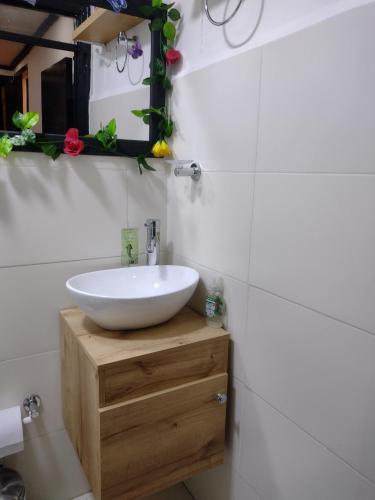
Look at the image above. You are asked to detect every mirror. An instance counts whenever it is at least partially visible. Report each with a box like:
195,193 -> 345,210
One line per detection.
0,0 -> 164,155
0,4 -> 83,134
89,15 -> 151,141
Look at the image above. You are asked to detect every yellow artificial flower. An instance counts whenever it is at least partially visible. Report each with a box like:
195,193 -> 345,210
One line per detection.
151,140 -> 171,158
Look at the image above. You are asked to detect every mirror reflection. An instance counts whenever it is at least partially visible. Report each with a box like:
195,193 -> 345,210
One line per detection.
89,19 -> 151,141
0,3 -> 151,140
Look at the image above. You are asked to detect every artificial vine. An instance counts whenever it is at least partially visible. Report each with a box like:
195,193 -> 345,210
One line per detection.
133,0 -> 181,171
0,1 -> 181,175
0,112 -> 119,162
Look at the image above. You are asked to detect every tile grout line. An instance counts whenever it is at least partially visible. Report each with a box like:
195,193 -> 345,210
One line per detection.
249,283 -> 375,339
197,170 -> 256,174
174,252 -> 375,339
234,375 -> 375,489
125,167 -> 130,232
0,349 -> 61,366
235,45 -> 263,485
255,171 -> 375,176
0,255 -> 121,271
173,252 -> 248,284
165,170 -> 375,176
237,472 -> 266,500
246,47 -> 264,285
0,251 -> 168,272
143,170 -> 375,175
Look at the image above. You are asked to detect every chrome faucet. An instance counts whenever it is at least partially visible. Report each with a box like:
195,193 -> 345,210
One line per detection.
144,219 -> 160,265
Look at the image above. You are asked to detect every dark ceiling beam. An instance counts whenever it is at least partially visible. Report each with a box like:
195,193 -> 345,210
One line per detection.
0,64 -> 12,71
0,0 -> 79,17
70,0 -> 154,18
0,30 -> 76,52
9,14 -> 59,70
0,0 -> 152,19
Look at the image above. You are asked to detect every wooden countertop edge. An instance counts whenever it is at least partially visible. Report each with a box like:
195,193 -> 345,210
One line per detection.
95,334 -> 230,372
60,307 -> 230,370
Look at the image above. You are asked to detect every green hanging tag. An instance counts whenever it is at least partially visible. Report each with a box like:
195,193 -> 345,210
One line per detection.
121,228 -> 139,266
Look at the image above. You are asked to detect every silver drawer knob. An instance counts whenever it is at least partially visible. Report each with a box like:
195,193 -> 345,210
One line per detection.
215,393 -> 227,405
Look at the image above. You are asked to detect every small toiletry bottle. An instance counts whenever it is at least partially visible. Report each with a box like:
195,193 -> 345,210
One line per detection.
205,278 -> 225,328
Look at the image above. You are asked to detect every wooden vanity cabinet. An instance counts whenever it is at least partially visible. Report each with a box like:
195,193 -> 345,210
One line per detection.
61,307 -> 229,500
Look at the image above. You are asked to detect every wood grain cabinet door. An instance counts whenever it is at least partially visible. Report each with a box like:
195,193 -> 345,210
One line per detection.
99,373 -> 228,500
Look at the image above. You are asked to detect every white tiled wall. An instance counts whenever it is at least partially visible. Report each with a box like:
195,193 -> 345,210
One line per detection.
0,153 -> 167,500
167,172 -> 255,281
256,4 -> 375,175
249,173 -> 375,332
3,2 -> 375,500
0,155 -> 126,266
167,2 -> 375,499
170,49 -> 261,172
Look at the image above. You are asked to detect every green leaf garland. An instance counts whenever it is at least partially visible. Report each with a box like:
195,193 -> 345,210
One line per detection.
0,2 -> 182,175
134,1 -> 181,167
95,118 -> 118,151
163,21 -> 176,41
0,136 -> 13,158
12,111 -> 39,131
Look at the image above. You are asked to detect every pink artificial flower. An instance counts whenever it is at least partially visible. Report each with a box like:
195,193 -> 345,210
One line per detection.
165,48 -> 182,65
64,128 -> 84,157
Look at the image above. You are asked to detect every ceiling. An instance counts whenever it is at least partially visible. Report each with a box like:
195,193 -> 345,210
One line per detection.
0,5 -> 51,67
0,4 -> 70,70
0,4 -> 49,35
0,1 -> 124,70
0,1 -> 85,17
0,40 -> 25,66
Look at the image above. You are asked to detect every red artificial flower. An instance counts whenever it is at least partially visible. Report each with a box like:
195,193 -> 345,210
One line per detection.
64,128 -> 84,157
165,48 -> 182,65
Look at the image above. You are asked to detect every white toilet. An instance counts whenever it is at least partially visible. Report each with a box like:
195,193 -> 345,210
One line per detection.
0,466 -> 26,499
0,407 -> 26,500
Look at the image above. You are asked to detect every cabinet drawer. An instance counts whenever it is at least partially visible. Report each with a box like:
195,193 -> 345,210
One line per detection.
99,373 -> 228,500
99,337 -> 228,407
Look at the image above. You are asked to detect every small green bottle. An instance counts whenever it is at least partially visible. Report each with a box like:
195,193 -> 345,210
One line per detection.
205,278 -> 225,328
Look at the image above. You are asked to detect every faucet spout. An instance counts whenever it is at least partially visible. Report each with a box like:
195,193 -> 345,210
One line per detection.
144,219 -> 160,265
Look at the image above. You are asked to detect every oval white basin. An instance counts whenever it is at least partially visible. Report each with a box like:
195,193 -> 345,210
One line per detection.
66,265 -> 199,330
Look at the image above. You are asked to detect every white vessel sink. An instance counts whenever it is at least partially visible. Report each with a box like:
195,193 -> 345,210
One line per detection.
66,265 -> 199,330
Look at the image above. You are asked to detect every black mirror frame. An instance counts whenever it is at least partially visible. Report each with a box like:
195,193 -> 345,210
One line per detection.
0,0 -> 165,158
